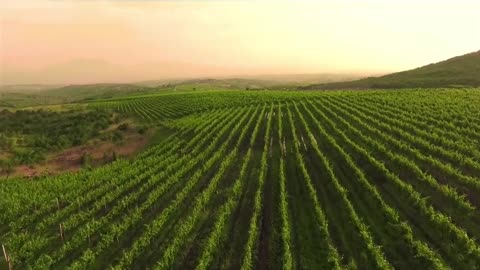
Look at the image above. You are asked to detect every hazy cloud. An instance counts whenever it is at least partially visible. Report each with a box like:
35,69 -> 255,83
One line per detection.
2,0 -> 480,84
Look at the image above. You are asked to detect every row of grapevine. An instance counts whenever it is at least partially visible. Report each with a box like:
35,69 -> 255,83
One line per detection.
89,90 -> 316,121
194,104 -> 265,270
2,89 -> 480,269
312,98 -> 480,268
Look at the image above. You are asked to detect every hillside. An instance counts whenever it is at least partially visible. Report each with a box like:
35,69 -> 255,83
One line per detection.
44,83 -> 153,102
0,74 -> 363,108
303,50 -> 480,90
0,84 -> 155,108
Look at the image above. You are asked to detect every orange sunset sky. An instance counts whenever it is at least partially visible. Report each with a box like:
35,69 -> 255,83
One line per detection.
1,0 -> 480,85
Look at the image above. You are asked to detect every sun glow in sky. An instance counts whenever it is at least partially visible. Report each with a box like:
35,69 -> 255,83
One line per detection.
1,0 -> 480,84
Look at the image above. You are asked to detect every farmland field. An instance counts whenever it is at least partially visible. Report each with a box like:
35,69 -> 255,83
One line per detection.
2,88 -> 480,269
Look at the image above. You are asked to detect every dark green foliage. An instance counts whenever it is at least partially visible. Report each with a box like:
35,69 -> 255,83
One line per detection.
0,109 -> 112,150
0,109 -> 114,165
137,126 -> 147,134
0,133 -> 16,150
13,149 -> 46,165
112,131 -> 124,142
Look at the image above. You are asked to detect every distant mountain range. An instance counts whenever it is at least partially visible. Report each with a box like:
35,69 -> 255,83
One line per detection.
1,59 -> 263,85
303,50 -> 480,90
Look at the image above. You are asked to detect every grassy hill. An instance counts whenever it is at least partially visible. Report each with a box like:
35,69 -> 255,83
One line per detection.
0,74 -> 363,108
0,84 -> 156,108
135,73 -> 364,89
303,50 -> 480,90
46,83 -> 154,102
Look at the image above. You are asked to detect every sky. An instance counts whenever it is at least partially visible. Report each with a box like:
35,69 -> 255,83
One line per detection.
1,0 -> 480,85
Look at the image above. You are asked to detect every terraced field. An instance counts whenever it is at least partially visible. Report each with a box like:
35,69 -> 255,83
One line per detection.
2,89 -> 480,269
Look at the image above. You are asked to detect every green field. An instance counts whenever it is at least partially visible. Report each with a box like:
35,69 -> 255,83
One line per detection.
2,88 -> 480,269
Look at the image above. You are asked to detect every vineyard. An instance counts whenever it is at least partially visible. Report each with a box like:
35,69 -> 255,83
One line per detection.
2,88 -> 480,269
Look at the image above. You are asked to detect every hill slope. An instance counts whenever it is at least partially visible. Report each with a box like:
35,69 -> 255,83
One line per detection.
304,50 -> 480,89
43,83 -> 153,102
0,83 -> 154,108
